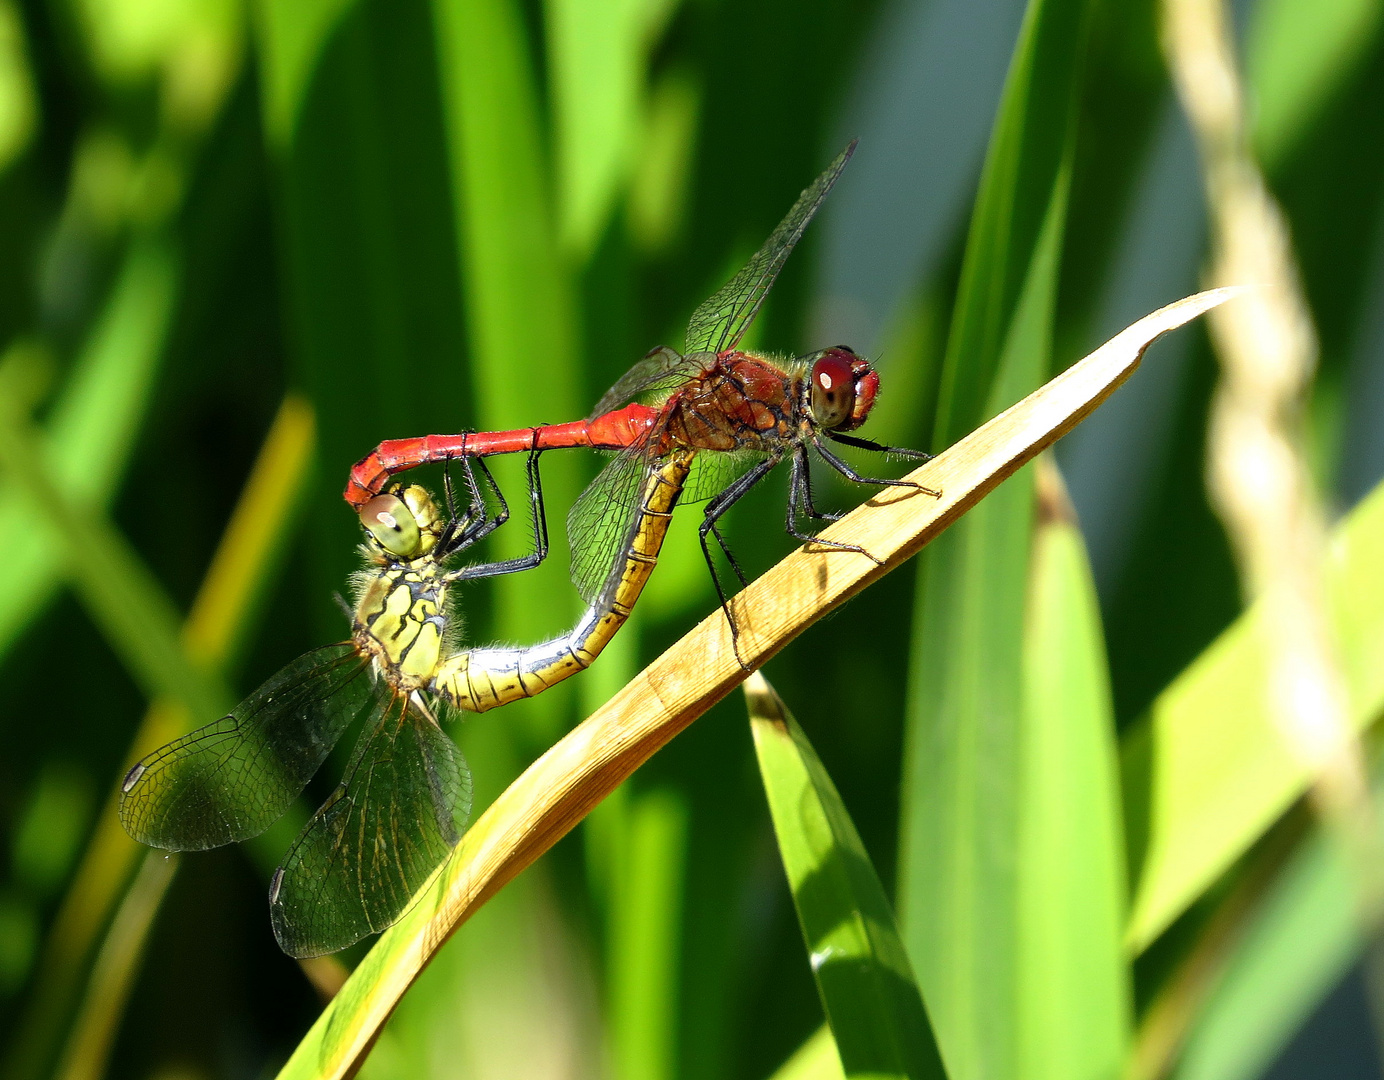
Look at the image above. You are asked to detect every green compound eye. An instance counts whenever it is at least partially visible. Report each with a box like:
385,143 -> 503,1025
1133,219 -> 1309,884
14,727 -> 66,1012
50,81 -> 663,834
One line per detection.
360,493 -> 422,557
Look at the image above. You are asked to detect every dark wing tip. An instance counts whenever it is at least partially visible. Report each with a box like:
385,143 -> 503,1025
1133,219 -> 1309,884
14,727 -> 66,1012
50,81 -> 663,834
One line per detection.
121,761 -> 146,794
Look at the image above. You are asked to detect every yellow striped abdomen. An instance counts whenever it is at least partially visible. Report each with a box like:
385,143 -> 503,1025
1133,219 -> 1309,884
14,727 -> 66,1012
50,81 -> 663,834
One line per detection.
433,451 -> 692,712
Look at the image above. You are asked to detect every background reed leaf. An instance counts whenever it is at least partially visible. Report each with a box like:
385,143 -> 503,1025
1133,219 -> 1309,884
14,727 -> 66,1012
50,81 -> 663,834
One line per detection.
0,242 -> 176,655
747,673 -> 946,1080
1170,746 -> 1384,1080
1124,476 -> 1384,950
898,0 -> 1090,1076
1017,462 -> 1130,1080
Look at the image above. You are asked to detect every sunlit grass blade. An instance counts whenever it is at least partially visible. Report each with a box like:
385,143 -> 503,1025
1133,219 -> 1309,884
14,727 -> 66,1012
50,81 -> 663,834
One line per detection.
546,0 -> 643,258
1167,808 -> 1374,1080
1017,461 -> 1130,1079
608,788 -> 688,1080
0,396 -> 317,1080
1124,469 -> 1384,950
898,0 -> 1089,1074
767,1027 -> 846,1080
273,290 -> 1237,1080
746,672 -> 946,1080
0,239 -> 176,657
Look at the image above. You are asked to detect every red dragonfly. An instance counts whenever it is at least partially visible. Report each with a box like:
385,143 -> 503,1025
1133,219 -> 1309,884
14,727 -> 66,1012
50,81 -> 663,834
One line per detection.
345,142 -> 935,637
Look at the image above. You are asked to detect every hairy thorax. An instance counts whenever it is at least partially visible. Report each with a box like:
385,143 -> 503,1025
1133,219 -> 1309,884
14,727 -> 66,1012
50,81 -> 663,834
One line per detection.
352,562 -> 447,690
665,352 -> 801,454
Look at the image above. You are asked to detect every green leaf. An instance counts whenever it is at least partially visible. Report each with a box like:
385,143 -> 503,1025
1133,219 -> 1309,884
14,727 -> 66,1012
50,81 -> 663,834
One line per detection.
254,0 -> 359,151
901,86 -> 1079,1080
608,788 -> 688,1080
0,396 -> 317,1080
254,0 -> 474,625
0,368 -> 229,726
1016,464 -> 1130,1079
1172,805 -> 1370,1080
898,0 -> 1093,1073
1247,0 -> 1384,169
1124,475 -> 1384,949
767,1028 -> 847,1080
0,239 -> 176,656
928,0 -> 1088,452
747,673 -> 947,1080
546,0 -> 649,258
0,0 -> 36,173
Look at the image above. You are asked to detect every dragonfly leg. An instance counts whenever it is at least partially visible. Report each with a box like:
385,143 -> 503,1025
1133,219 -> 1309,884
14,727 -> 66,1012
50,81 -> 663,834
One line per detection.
785,447 -> 881,564
815,438 -> 940,498
437,448 -> 489,551
827,431 -> 934,460
790,445 -> 844,525
446,442 -> 549,582
439,454 -> 509,554
697,456 -> 778,660
440,452 -> 461,521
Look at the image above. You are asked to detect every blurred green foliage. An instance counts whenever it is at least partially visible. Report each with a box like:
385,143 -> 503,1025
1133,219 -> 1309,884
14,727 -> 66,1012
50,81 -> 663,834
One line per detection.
0,0 -> 1382,1078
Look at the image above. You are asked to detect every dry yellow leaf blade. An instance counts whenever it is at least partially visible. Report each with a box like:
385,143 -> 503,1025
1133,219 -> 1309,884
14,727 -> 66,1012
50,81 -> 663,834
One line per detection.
277,287 -> 1244,1080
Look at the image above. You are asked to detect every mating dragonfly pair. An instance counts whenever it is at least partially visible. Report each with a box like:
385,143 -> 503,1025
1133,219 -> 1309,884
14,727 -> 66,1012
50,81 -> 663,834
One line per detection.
120,142 -> 938,957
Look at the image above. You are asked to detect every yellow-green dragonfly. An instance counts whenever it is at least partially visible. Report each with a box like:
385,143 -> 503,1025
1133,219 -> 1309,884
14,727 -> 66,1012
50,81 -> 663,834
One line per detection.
121,448 -> 693,956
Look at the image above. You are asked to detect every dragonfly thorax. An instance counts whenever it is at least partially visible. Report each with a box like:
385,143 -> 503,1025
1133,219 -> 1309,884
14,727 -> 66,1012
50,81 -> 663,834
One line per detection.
353,484 -> 450,688
352,565 -> 447,689
665,352 -> 799,453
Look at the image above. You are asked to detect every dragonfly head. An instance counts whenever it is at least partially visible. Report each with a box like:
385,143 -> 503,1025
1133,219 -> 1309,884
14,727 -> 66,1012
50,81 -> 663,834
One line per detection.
807,347 -> 878,433
359,486 -> 442,560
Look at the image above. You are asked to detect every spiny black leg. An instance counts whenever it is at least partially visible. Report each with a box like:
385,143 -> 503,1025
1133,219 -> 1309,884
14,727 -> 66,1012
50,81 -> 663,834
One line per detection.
815,439 -> 939,497
706,518 -> 750,587
438,454 -> 483,553
455,455 -> 514,552
517,439 -> 550,568
699,456 -> 778,588
792,445 -> 843,525
441,456 -> 458,519
783,453 -> 881,564
828,431 -> 934,460
447,446 -> 549,582
782,445 -> 890,564
698,457 -> 778,662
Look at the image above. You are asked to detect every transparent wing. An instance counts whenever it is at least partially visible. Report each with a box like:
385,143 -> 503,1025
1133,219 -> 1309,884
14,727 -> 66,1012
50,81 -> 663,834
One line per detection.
588,346 -> 706,420
685,141 -> 857,356
269,694 -> 472,958
119,644 -> 373,851
682,448 -> 762,505
567,449 -> 657,607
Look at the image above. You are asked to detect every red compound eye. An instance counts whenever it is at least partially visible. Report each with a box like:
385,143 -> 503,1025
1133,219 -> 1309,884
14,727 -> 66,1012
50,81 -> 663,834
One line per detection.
847,361 -> 879,431
810,349 -> 859,430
